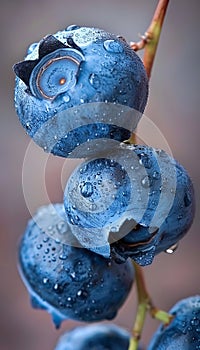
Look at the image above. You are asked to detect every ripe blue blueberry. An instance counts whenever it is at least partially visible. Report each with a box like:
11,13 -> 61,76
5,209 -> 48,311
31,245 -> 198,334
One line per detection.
13,25 -> 148,158
54,324 -> 131,350
63,144 -> 195,265
19,203 -> 134,328
148,295 -> 200,349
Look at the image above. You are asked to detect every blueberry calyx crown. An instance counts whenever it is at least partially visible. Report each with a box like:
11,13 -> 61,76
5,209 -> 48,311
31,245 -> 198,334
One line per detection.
13,34 -> 84,99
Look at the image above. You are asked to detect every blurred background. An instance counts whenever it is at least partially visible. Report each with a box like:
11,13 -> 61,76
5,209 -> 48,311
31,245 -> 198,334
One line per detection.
0,0 -> 199,349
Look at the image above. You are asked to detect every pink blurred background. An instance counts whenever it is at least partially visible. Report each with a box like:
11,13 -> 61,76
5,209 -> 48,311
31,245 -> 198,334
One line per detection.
0,0 -> 199,349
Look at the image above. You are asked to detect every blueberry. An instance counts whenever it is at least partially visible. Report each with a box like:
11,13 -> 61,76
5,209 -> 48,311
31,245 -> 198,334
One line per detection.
19,203 -> 134,328
148,296 -> 200,349
63,144 -> 195,265
54,324 -> 131,350
112,146 -> 195,265
13,26 -> 148,158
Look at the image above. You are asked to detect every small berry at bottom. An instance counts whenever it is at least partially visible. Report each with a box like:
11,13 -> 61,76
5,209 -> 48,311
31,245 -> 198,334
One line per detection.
54,324 -> 131,350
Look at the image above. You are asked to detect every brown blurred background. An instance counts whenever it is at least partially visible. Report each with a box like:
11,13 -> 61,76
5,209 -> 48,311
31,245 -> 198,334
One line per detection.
0,0 -> 199,349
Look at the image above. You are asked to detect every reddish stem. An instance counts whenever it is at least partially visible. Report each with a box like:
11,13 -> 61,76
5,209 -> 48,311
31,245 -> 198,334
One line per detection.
130,0 -> 170,78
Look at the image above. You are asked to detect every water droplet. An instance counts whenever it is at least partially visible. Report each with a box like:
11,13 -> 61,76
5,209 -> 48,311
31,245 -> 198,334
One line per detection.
66,24 -> 80,31
36,244 -> 42,249
43,277 -> 49,284
165,243 -> 179,254
89,203 -> 97,211
79,165 -> 88,174
89,73 -> 101,89
70,271 -> 76,279
139,154 -> 152,169
57,221 -> 68,235
191,318 -> 199,326
63,94 -> 71,103
59,254 -> 67,260
53,283 -> 59,290
103,39 -> 124,53
44,248 -> 49,254
76,289 -> 88,298
141,175 -> 151,188
25,122 -> 32,130
152,171 -> 161,179
80,182 -> 94,197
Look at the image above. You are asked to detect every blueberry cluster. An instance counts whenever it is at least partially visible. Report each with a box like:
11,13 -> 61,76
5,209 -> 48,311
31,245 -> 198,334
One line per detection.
14,25 -> 196,349
54,296 -> 200,349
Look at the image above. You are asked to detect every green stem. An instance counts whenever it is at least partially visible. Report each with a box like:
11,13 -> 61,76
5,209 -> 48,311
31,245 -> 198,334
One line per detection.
128,262 -> 149,350
128,262 -> 173,350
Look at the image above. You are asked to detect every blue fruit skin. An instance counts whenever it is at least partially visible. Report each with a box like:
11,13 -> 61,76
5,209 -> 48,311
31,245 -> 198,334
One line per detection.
148,296 -> 200,350
19,204 -> 134,327
13,25 -> 148,158
64,157 -> 131,229
63,144 -> 195,266
112,147 -> 195,265
54,324 -> 131,350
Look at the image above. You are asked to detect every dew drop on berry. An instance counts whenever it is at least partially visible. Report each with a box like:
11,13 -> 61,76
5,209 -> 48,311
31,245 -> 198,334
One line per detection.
76,289 -> 88,299
191,318 -> 199,326
89,203 -> 97,211
36,244 -> 42,249
63,94 -> 71,103
152,171 -> 161,180
139,154 -> 152,169
56,221 -> 68,235
80,182 -> 94,197
79,165 -> 88,174
59,254 -> 67,260
25,122 -> 32,131
103,39 -> 124,53
141,175 -> 151,188
43,277 -> 49,284
89,73 -> 101,89
70,271 -> 76,279
65,24 -> 80,31
165,243 -> 179,254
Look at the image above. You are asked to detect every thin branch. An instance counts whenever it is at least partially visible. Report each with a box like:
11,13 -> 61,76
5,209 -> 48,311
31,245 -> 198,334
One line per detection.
128,262 -> 173,350
130,0 -> 170,78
